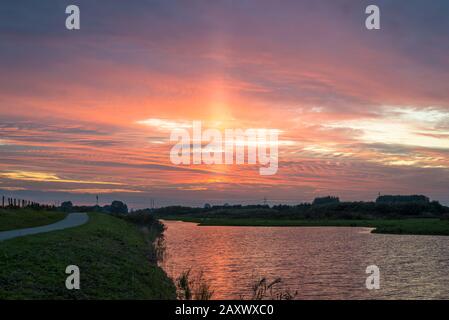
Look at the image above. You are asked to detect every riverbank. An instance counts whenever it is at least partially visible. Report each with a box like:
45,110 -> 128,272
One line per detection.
0,208 -> 67,231
0,212 -> 176,299
161,216 -> 449,236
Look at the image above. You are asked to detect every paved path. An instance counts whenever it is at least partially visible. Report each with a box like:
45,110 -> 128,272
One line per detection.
0,212 -> 89,242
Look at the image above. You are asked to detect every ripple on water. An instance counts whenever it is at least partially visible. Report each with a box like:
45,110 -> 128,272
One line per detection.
161,221 -> 449,299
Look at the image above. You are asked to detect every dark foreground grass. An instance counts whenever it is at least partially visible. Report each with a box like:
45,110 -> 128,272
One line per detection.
161,216 -> 449,236
0,213 -> 176,299
0,209 -> 67,231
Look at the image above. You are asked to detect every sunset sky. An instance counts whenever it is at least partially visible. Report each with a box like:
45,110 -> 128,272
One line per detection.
1,0 -> 449,208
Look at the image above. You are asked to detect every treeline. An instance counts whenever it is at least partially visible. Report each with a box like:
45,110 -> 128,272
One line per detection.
59,200 -> 129,214
5,193 -> 448,221
152,195 -> 449,220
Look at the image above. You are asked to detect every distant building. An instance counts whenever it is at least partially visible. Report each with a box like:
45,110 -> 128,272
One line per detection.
375,195 -> 430,204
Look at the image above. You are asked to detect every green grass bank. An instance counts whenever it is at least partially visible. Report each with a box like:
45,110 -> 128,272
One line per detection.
0,213 -> 176,299
0,208 -> 67,231
161,216 -> 449,236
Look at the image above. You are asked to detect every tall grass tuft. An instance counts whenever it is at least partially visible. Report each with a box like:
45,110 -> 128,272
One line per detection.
176,269 -> 214,300
243,276 -> 298,300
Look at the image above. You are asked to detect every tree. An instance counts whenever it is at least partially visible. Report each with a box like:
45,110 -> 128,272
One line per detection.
60,201 -> 73,212
110,200 -> 128,214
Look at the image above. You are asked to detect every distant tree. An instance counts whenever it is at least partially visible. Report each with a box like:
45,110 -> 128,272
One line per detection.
60,201 -> 73,212
312,196 -> 340,206
110,200 -> 128,214
61,201 -> 73,208
204,203 -> 211,209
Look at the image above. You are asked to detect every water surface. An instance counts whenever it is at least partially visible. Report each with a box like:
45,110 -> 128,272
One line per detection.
161,220 -> 449,299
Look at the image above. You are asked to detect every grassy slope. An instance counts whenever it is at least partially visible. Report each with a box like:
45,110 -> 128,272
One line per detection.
0,213 -> 176,299
0,209 -> 67,231
161,216 -> 449,236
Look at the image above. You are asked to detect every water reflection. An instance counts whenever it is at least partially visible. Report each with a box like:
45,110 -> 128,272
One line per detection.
161,220 -> 449,299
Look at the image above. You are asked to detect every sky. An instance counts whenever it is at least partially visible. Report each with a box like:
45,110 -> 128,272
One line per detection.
1,0 -> 449,208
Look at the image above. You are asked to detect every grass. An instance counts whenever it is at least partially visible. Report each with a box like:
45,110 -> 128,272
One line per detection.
0,208 -> 67,231
161,216 -> 449,236
0,213 -> 176,299
176,269 -> 214,300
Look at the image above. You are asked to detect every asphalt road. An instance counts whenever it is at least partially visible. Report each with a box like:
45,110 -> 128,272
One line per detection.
0,212 -> 89,242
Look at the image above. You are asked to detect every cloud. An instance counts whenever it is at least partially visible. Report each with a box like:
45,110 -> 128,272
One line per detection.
0,171 -> 122,185
137,118 -> 193,130
59,188 -> 142,194
1,1 -> 449,206
326,107 -> 449,149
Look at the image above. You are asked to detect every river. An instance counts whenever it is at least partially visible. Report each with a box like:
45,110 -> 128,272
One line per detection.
161,220 -> 449,299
